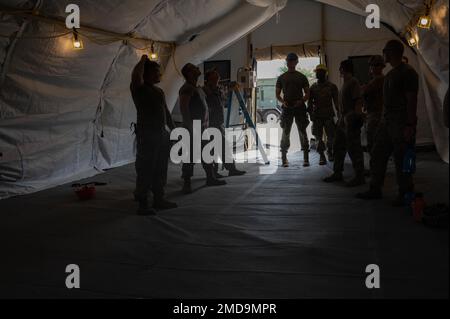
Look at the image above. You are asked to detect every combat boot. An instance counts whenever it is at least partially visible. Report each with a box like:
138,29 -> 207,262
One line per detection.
228,167 -> 246,177
356,188 -> 383,200
136,197 -> 156,216
215,172 -> 226,179
323,172 -> 343,183
153,196 -> 178,210
391,195 -> 406,207
319,152 -> 327,166
206,169 -> 227,187
346,174 -> 366,187
206,178 -> 227,187
214,163 -> 226,179
282,152 -> 289,168
327,151 -> 334,162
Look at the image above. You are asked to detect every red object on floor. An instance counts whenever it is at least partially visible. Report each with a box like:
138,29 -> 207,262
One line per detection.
75,185 -> 96,200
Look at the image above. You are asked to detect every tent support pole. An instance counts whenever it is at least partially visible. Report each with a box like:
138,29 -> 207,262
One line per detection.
320,3 -> 326,65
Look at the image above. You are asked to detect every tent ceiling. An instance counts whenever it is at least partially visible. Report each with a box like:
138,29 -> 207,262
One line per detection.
2,1 -> 448,51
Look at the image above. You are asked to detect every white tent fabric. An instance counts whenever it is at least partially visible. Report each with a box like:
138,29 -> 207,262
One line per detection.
0,0 -> 448,199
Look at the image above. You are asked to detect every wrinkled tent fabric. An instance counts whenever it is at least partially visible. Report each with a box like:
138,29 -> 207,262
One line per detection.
254,44 -> 321,61
0,0 -> 286,199
0,0 -> 448,199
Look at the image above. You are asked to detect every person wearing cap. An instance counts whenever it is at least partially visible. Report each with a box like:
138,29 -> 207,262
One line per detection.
357,40 -> 419,206
179,63 -> 227,195
362,55 -> 386,154
203,68 -> 246,177
323,59 -> 366,187
276,52 -> 311,168
308,64 -> 339,165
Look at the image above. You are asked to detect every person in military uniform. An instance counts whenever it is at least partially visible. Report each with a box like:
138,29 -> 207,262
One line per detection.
323,59 -> 365,187
203,69 -> 246,178
131,55 -> 177,215
308,64 -> 338,165
362,55 -> 385,154
276,53 -> 311,168
179,63 -> 226,194
357,40 -> 419,206
444,88 -> 449,128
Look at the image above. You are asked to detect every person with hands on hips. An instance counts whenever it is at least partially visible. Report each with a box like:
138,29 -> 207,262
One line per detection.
276,53 -> 311,168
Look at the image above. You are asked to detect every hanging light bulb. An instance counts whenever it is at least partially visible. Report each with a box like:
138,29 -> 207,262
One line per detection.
150,51 -> 158,60
72,29 -> 84,50
418,14 -> 432,29
149,42 -> 158,60
406,29 -> 419,47
417,2 -> 432,29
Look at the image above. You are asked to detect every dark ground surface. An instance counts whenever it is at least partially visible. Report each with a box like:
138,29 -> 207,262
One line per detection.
0,151 -> 448,299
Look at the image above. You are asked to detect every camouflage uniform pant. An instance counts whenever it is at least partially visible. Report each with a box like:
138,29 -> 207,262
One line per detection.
280,107 -> 310,153
312,117 -> 336,154
369,120 -> 414,196
333,121 -> 365,176
135,128 -> 170,199
365,112 -> 382,153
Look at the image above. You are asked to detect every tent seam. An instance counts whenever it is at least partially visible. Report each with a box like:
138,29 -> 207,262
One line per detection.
91,43 -> 127,170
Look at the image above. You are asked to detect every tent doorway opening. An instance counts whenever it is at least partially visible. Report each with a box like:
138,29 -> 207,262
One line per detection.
256,57 -> 320,151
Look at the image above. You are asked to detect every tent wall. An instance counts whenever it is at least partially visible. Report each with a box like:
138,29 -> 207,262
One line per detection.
0,0 -> 284,199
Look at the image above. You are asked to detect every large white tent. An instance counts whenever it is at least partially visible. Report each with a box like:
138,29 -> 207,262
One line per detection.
0,0 -> 448,199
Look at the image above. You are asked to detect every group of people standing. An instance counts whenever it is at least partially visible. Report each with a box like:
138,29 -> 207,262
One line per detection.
130,38 -> 419,215
276,39 -> 419,206
130,58 -> 245,215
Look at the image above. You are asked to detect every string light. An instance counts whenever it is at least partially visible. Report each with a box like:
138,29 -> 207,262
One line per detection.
402,1 -> 436,49
72,28 -> 83,50
406,28 -> 419,47
417,1 -> 432,29
418,15 -> 432,28
0,7 -> 174,52
150,52 -> 158,60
